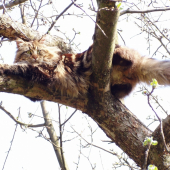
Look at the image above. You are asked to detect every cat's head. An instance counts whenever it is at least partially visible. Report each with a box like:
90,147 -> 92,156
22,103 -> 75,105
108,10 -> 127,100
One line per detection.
15,38 -> 62,64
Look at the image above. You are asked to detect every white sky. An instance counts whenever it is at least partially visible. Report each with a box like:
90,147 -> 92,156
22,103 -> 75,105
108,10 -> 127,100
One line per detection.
0,0 -> 170,170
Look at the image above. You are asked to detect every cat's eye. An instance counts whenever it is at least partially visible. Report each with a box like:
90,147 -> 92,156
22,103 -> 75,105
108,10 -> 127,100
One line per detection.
26,50 -> 32,55
37,49 -> 41,54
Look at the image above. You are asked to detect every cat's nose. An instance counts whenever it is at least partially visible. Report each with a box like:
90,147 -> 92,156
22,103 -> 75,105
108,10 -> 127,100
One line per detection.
32,55 -> 37,60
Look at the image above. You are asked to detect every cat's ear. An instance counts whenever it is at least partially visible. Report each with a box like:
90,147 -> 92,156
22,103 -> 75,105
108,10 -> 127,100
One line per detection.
15,38 -> 24,48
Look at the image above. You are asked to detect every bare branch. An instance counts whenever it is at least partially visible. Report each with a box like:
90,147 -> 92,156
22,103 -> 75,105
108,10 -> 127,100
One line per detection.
0,0 -> 28,10
143,87 -> 168,116
72,1 -> 107,37
19,4 -> 26,24
46,0 -> 77,34
0,104 -> 46,127
30,0 -> 43,27
2,110 -> 19,170
40,101 -> 69,170
121,7 -> 170,16
61,109 -> 77,126
146,87 -> 170,153
72,126 -> 117,156
58,103 -> 68,170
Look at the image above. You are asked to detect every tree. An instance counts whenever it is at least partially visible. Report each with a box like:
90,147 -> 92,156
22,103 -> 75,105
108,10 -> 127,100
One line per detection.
0,0 -> 170,169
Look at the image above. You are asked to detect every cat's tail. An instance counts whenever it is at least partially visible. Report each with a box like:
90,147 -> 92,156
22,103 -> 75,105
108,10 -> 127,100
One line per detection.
138,57 -> 170,85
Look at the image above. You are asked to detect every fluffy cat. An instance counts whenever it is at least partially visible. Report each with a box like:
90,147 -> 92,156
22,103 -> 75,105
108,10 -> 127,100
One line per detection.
15,38 -> 92,97
15,38 -> 170,99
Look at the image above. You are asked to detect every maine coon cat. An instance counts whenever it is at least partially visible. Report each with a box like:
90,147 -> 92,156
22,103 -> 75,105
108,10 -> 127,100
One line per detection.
15,38 -> 92,97
15,38 -> 170,99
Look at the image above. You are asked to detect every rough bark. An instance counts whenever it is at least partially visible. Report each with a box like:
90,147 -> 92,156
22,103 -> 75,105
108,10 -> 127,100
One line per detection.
0,64 -> 86,109
0,14 -> 73,54
0,3 -> 170,169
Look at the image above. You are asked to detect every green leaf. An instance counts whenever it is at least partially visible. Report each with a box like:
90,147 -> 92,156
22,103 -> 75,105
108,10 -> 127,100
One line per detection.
116,3 -> 122,9
152,141 -> 158,146
148,164 -> 158,170
143,137 -> 153,146
150,79 -> 158,88
143,137 -> 158,146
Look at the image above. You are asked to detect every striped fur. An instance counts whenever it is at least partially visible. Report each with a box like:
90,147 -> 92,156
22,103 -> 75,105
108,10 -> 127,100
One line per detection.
15,38 -> 92,97
15,39 -> 170,98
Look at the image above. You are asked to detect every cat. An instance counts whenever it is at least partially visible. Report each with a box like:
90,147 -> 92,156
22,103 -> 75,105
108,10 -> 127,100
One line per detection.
15,38 -> 92,97
14,38 -> 170,99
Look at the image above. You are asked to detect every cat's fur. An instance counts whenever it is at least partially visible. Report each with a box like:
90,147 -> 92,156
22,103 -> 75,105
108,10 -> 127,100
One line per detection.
15,38 -> 92,97
15,38 -> 170,98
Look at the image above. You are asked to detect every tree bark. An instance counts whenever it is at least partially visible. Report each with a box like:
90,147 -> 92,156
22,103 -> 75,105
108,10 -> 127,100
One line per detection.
0,14 -> 73,54
0,4 -> 170,169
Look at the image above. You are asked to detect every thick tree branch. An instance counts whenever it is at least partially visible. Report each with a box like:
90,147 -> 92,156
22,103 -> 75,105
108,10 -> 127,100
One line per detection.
86,1 -> 170,169
0,14 -> 73,54
0,0 -> 28,10
92,2 -> 119,94
87,1 -> 152,167
0,64 -> 86,110
150,116 -> 170,168
0,59 -> 169,169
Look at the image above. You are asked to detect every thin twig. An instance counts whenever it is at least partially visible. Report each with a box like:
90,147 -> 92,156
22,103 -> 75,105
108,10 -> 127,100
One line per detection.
90,0 -> 96,11
75,140 -> 82,170
46,0 -> 76,34
147,87 -> 170,153
29,113 -> 59,123
72,1 -> 107,37
72,126 -> 118,156
72,126 -> 135,169
2,109 -> 20,170
3,0 -> 5,14
0,104 -> 45,127
151,45 -> 162,58
61,109 -> 77,126
58,103 -> 67,170
143,86 -> 168,116
121,7 -> 170,16
29,127 -> 62,149
31,0 -> 43,27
